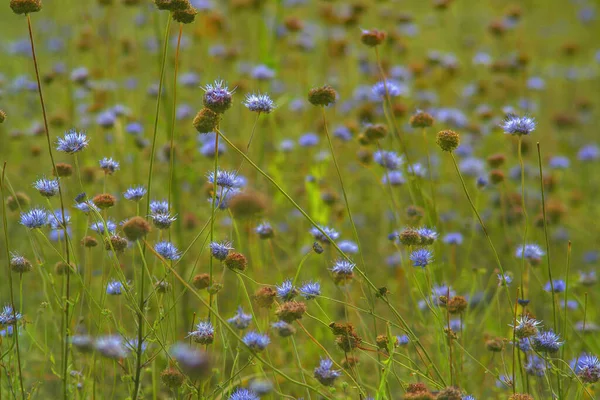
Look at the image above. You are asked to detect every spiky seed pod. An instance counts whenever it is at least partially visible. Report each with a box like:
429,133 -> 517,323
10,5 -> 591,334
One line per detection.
410,111 -> 434,128
364,124 -> 388,141
275,301 -> 307,322
436,130 -> 460,152
154,0 -> 172,10
335,332 -> 362,352
7,192 -> 30,211
435,387 -> 462,400
172,6 -> 197,23
308,85 -> 337,107
224,252 -> 247,271
376,334 -> 389,350
10,0 -> 42,14
228,191 -> 268,219
399,229 -> 421,246
447,296 -> 468,314
254,286 -> 277,308
54,163 -> 73,177
0,110 -> 6,123
160,367 -> 184,388
273,321 -> 296,337
193,108 -> 220,133
93,193 -> 116,209
360,29 -> 386,47
192,273 -> 210,290
122,216 -> 151,241
329,322 -> 356,335
81,236 -> 98,248
486,338 -> 505,352
104,235 -> 128,252
10,255 -> 32,273
406,383 -> 429,394
55,261 -> 77,275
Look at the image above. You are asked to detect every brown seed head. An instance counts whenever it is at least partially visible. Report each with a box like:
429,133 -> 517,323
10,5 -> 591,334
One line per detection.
122,216 -> 151,241
275,301 -> 307,322
160,367 -> 184,388
10,0 -> 42,14
410,111 -> 434,128
93,193 -> 116,209
253,286 -> 277,308
193,108 -> 220,133
308,85 -> 337,107
436,130 -> 460,152
224,252 -> 247,271
192,273 -> 210,290
360,29 -> 386,47
7,192 -> 30,212
81,236 -> 98,248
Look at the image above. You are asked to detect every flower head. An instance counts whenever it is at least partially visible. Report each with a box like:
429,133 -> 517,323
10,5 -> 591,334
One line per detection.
20,208 -> 47,229
243,93 -> 275,114
313,358 -> 341,386
310,225 -> 339,243
573,354 -> 600,383
516,244 -> 545,264
501,114 -> 536,135
202,80 -> 234,114
544,279 -> 566,293
410,249 -> 433,268
300,281 -> 321,300
242,331 -> 270,351
170,343 -> 211,379
228,306 -> 252,330
210,241 -> 233,261
531,330 -> 563,353
331,259 -> 355,275
0,305 -> 22,326
207,169 -> 244,189
276,279 -> 298,300
106,280 -> 125,295
56,130 -> 89,153
33,178 -> 59,197
188,321 -> 215,345
95,335 -> 129,359
229,388 -> 259,400
155,241 -> 181,260
99,157 -> 120,174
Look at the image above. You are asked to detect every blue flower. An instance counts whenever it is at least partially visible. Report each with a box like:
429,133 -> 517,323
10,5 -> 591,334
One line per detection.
255,222 -> 274,239
74,201 -> 99,214
228,388 -> 259,400
298,133 -> 319,147
333,125 -> 352,141
33,178 -> 59,197
331,259 -> 355,275
207,169 -> 244,189
150,200 -> 170,214
202,80 -> 234,113
572,354 -> 600,383
299,281 -> 321,300
544,279 -> 566,293
188,321 -> 215,344
125,122 -> 143,135
410,249 -> 433,268
578,144 -> 600,161
0,305 -> 22,325
531,330 -> 563,353
90,220 -> 117,234
228,307 -> 252,330
56,130 -> 89,153
516,244 -> 545,263
96,110 -> 117,128
374,150 -> 402,170
417,227 -> 438,244
123,186 -> 147,202
500,114 -> 536,135
170,343 -> 210,378
243,93 -> 275,114
525,355 -> 547,377
99,157 -> 120,174
106,280 -> 125,295
276,279 -> 297,300
310,225 -> 339,243
313,358 -> 341,386
497,273 -> 513,286
48,209 -> 70,229
371,80 -> 407,99
382,171 -> 405,186
95,335 -> 129,359
20,208 -> 48,229
549,156 -> 570,170
338,240 -> 359,254
242,331 -> 270,351
150,210 -> 177,230
155,241 -> 181,261
396,335 -> 409,346
210,241 -> 233,261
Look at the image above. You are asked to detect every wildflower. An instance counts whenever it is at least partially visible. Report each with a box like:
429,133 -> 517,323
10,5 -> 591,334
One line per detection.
501,114 -> 536,136
331,259 -> 355,280
299,281 -> 320,299
225,252 -> 248,271
573,354 -> 600,383
93,193 -> 116,209
9,253 -> 32,273
578,144 -> 600,161
207,169 -> 243,189
56,130 -> 89,153
276,279 -> 298,300
310,225 -> 339,243
150,211 -> 177,230
374,150 -> 402,170
10,0 -> 42,15
531,330 -> 563,353
150,200 -> 170,215
193,108 -> 220,133
417,227 -> 438,245
228,306 -> 252,330
33,178 -> 59,197
497,273 -> 513,286
160,367 -> 185,389
0,305 -> 22,326
253,286 -> 277,308
396,335 -> 410,346
90,220 -> 117,234
243,93 -> 275,114
512,315 -> 541,339
436,130 -> 460,152
360,29 -> 386,47
106,280 -> 125,295
410,110 -> 435,128
95,335 -> 129,359
271,320 -> 296,337
99,158 -> 120,174
338,240 -> 359,254
229,388 -> 259,400
172,5 -> 197,24
242,331 -> 270,351
382,171 -> 405,186
20,208 -> 47,229
525,355 -> 547,377
188,321 -> 214,345
251,64 -> 275,80
298,132 -> 319,147
170,343 -> 211,379
210,241 -> 233,261
549,156 -> 570,170
255,222 -> 274,239
516,244 -> 545,265
202,80 -> 234,114
122,216 -> 151,241
544,279 -> 566,293
155,241 -> 181,260
313,358 -> 341,386
410,249 -> 433,268
371,80 -> 406,99
275,301 -> 306,322
307,85 -> 337,107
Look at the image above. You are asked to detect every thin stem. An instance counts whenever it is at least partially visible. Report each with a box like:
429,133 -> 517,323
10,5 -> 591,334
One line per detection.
518,137 -> 529,302
26,14 -> 71,400
132,242 -> 148,400
167,23 -> 183,210
208,132 -> 220,319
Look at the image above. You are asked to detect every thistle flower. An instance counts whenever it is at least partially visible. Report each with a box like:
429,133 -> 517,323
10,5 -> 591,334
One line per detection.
255,222 -> 274,239
531,330 -> 563,353
106,280 -> 125,295
9,253 -> 32,273
20,208 -> 47,229
338,240 -> 359,254
150,210 -> 177,230
207,169 -> 243,189
242,331 -> 270,351
374,150 -> 403,170
501,114 -> 536,136
310,225 -> 339,243
243,93 -> 275,114
123,186 -> 147,202
155,241 -> 181,260
313,358 -> 341,386
202,80 -> 234,114
228,388 -> 259,400
544,279 -> 566,293
299,281 -> 321,299
410,249 -> 433,268
210,240 -> 233,261
99,157 -> 120,174
95,335 -> 129,359
0,305 -> 22,326
516,244 -> 545,264
276,279 -> 298,301
188,321 -> 214,345
56,130 -> 89,154
228,306 -> 252,330
33,178 -> 59,197
573,354 -> 600,383
90,220 -> 117,235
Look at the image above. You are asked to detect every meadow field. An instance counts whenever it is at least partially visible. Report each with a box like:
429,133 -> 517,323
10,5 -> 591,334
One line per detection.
0,0 -> 599,399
